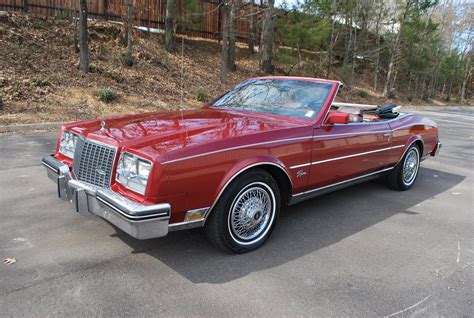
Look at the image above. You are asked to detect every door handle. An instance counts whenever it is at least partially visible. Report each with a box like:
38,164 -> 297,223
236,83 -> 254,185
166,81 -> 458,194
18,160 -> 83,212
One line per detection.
383,133 -> 392,138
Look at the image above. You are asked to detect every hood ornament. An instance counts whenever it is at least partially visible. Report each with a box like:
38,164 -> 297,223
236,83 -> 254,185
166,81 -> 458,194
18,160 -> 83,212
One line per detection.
100,112 -> 106,132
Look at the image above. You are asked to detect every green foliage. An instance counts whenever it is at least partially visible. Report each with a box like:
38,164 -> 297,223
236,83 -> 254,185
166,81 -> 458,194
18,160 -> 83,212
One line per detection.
194,87 -> 207,102
274,50 -> 299,65
407,95 -> 414,102
177,0 -> 203,30
97,87 -> 117,103
276,8 -> 331,53
421,91 -> 431,101
23,77 -> 50,87
358,90 -> 369,98
273,0 -> 470,101
338,64 -> 355,86
387,90 -> 397,99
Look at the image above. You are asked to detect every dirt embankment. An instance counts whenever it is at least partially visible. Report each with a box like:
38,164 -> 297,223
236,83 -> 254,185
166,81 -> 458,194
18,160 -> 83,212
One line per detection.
0,12 -> 467,126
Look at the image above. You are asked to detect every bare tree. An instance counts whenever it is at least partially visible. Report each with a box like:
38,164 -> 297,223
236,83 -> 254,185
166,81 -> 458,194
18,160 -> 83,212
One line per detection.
326,4 -> 336,78
165,0 -> 175,53
73,0 -> 79,53
248,0 -> 256,54
221,0 -> 229,83
228,0 -> 237,72
383,0 -> 413,97
373,1 -> 386,91
260,0 -> 274,74
78,0 -> 89,72
124,0 -> 134,66
460,54 -> 471,103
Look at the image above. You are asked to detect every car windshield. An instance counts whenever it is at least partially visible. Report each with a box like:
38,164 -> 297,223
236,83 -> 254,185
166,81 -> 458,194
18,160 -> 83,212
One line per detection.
211,79 -> 333,119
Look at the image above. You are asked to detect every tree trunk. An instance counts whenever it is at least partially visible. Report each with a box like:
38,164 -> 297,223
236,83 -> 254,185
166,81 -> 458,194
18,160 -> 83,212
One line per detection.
248,0 -> 255,54
125,0 -> 133,66
165,0 -> 175,53
383,25 -> 401,96
327,9 -> 336,78
447,80 -> 453,101
220,0 -> 229,83
73,0 -> 79,53
373,34 -> 380,91
343,3 -> 352,66
78,0 -> 89,72
382,0 -> 412,97
228,0 -> 237,72
414,75 -> 419,98
460,54 -> 471,103
260,0 -> 274,74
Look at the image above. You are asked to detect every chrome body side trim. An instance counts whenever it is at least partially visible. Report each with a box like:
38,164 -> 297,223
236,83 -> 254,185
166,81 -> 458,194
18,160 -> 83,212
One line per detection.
162,136 -> 313,164
289,145 -> 405,169
289,162 -> 312,169
311,145 -> 403,165
313,130 -> 391,139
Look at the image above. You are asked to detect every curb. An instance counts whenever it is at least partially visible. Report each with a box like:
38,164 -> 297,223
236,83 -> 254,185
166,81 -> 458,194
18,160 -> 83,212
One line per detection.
0,122 -> 63,133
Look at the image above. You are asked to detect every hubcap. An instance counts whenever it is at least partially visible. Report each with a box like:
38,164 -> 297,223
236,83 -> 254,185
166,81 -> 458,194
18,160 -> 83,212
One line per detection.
402,148 -> 419,185
229,185 -> 273,242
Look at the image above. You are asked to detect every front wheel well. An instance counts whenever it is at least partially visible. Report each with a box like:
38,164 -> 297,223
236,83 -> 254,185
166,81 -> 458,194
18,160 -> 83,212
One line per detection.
254,165 -> 292,206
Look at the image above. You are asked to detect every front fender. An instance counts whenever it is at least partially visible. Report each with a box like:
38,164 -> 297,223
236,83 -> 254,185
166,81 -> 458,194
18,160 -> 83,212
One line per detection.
207,155 -> 292,215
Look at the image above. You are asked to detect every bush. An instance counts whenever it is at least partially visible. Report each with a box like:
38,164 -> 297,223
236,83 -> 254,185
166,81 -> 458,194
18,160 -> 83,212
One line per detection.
339,64 -> 354,86
97,87 -> 117,103
194,87 -> 208,102
406,95 -> 414,102
32,77 -> 50,87
358,90 -> 369,98
274,50 -> 299,66
421,92 -> 430,101
387,90 -> 397,99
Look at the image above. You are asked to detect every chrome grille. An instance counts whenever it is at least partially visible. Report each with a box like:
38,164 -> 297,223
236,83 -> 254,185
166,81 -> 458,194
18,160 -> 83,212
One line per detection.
73,138 -> 116,188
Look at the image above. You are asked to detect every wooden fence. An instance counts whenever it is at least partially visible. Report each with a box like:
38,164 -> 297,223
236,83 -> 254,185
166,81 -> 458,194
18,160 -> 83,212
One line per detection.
0,0 -> 266,43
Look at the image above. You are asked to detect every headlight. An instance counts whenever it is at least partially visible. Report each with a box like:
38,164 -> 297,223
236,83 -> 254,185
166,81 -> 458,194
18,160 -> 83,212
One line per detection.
59,130 -> 79,158
116,152 -> 151,195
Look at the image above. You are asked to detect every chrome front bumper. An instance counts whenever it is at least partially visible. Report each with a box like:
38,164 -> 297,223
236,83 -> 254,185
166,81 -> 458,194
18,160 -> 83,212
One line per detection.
42,155 -> 170,240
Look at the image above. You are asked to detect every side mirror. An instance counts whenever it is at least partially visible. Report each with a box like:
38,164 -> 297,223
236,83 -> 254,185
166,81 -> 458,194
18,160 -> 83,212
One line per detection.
325,112 -> 350,125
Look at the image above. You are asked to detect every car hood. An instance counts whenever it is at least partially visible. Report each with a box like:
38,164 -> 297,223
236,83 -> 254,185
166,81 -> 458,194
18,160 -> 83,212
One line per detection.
67,107 -> 302,160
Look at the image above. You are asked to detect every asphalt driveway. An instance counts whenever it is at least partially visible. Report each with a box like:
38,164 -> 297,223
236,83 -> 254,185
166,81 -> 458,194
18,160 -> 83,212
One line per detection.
0,108 -> 472,317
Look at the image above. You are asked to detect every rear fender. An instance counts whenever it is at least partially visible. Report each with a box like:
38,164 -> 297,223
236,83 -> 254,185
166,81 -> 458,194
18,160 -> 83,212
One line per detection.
398,135 -> 424,162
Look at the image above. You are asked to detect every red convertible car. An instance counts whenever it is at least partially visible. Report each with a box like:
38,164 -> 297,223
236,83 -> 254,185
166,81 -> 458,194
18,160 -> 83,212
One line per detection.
42,77 -> 441,252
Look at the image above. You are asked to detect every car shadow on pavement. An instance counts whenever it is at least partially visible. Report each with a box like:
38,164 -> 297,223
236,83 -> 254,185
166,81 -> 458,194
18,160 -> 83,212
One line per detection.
111,167 -> 466,284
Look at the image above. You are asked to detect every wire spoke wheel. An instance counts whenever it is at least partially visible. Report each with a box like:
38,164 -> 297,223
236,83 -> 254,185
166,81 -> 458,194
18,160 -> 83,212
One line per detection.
228,182 -> 275,244
402,148 -> 419,186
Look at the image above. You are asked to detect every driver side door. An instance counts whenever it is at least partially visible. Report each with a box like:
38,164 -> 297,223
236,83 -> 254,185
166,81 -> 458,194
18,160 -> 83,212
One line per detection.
305,118 -> 392,192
